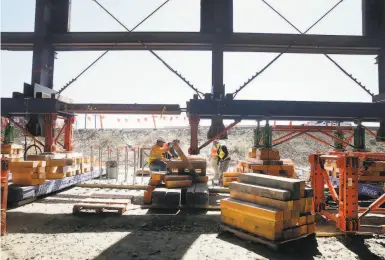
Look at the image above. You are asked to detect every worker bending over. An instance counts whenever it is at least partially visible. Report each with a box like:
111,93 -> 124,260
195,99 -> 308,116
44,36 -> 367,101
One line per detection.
148,138 -> 170,171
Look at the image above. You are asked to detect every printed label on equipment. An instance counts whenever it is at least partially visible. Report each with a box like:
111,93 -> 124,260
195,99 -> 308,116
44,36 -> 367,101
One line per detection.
348,178 -> 352,186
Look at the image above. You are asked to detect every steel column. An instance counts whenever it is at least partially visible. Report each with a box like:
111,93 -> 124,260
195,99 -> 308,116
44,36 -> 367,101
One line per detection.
31,0 -> 71,89
44,113 -> 57,152
337,156 -> 360,232
189,115 -> 200,155
64,116 -> 75,151
309,154 -> 325,213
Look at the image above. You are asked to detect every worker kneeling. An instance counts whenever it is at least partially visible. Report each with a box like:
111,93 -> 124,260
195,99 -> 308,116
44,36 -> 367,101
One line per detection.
148,138 -> 170,171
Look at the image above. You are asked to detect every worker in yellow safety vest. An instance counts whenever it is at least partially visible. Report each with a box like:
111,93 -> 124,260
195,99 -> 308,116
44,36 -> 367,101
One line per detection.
215,142 -> 230,186
148,137 -> 170,171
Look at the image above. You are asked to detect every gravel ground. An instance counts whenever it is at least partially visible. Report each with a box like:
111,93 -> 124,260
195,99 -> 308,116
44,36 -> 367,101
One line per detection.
1,186 -> 385,260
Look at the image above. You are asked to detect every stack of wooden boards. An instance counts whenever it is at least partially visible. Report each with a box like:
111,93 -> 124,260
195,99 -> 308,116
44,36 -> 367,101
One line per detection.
144,171 -> 209,208
220,173 -> 315,248
223,172 -> 239,187
9,161 -> 47,185
237,147 -> 295,178
1,144 -> 23,162
8,154 -> 96,185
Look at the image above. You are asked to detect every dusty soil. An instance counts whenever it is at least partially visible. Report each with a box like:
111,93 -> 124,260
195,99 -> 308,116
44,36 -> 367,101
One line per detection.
1,185 -> 385,260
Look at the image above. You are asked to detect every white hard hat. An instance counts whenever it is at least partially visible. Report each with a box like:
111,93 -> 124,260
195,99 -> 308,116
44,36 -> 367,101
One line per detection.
156,137 -> 166,143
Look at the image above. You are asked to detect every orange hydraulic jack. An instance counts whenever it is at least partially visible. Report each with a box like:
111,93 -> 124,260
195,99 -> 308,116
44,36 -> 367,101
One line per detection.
310,153 -> 360,233
1,159 -> 9,235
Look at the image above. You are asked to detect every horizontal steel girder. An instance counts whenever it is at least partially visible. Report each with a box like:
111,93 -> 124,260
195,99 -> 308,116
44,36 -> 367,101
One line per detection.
1,32 -> 382,55
0,98 -> 181,116
187,99 -> 385,121
63,103 -> 181,114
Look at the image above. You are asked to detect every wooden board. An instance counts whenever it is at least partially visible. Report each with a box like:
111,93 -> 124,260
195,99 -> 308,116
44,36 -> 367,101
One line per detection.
223,172 -> 239,177
220,198 -> 284,221
72,193 -> 132,215
221,207 -> 284,231
238,173 -> 304,200
89,193 -> 134,200
229,182 -> 291,201
244,159 -> 284,165
230,190 -> 294,210
220,224 -> 314,251
171,143 -> 200,180
165,180 -> 192,188
73,203 -> 127,215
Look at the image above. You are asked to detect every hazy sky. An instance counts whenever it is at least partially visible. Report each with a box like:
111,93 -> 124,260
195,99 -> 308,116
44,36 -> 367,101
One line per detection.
0,0 -> 380,128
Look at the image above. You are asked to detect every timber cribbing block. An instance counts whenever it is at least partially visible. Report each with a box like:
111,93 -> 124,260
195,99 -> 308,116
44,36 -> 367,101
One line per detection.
186,183 -> 209,206
151,188 -> 181,207
221,198 -> 284,221
229,182 -> 291,201
230,190 -> 294,210
221,210 -> 283,241
151,171 -> 167,181
238,173 -> 304,200
165,180 -> 192,188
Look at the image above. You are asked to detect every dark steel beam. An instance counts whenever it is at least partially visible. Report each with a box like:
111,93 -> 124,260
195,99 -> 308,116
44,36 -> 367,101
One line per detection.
1,32 -> 382,55
62,103 -> 181,115
187,99 -> 385,121
1,98 -> 181,116
1,98 -> 65,116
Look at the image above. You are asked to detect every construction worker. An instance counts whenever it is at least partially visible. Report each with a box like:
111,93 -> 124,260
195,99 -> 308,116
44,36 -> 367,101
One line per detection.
217,143 -> 230,186
211,140 -> 220,184
164,139 -> 180,160
148,138 -> 170,171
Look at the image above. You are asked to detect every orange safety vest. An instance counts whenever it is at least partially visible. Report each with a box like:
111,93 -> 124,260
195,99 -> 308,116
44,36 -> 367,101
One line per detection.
148,144 -> 169,164
211,146 -> 218,158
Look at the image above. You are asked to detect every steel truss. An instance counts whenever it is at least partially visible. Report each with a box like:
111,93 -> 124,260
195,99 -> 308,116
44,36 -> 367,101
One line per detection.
0,0 -> 384,154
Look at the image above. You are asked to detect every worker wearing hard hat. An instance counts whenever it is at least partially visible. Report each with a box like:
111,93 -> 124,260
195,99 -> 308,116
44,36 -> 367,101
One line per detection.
216,142 -> 231,186
148,138 -> 170,171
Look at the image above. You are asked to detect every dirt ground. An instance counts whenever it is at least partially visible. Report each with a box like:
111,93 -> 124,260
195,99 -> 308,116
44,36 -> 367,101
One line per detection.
1,184 -> 385,260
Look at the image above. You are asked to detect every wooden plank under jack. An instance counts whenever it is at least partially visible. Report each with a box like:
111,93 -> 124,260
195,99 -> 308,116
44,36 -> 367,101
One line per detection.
72,193 -> 132,215
220,224 -> 315,251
